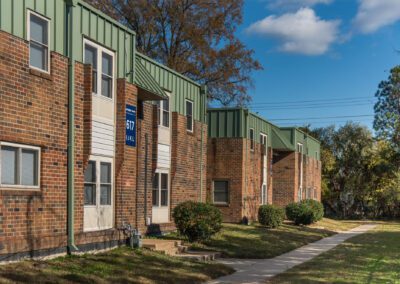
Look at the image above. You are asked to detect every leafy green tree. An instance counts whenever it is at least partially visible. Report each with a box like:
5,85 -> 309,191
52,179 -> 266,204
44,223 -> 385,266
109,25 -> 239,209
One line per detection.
374,66 -> 400,151
85,0 -> 262,106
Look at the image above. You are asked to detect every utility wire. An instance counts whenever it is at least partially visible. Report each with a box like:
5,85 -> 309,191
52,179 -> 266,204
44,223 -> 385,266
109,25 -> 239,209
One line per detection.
269,114 -> 374,121
248,96 -> 375,106
251,102 -> 373,110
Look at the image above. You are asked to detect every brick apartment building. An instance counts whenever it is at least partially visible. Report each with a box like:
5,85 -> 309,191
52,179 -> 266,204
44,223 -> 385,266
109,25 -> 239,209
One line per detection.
206,108 -> 321,223
0,0 -> 206,260
272,127 -> 322,207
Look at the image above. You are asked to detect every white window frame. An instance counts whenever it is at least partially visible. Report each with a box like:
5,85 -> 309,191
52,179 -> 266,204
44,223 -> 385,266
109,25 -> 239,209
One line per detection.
27,10 -> 51,74
185,99 -> 194,133
153,170 -> 170,208
83,38 -> 115,101
260,133 -> 268,205
297,143 -> 304,201
213,180 -> 229,205
84,156 -> 114,209
157,94 -> 170,128
0,142 -> 41,190
249,128 -> 255,151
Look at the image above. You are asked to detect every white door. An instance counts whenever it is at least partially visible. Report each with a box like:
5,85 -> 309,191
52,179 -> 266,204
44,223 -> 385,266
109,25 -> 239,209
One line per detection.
152,171 -> 170,224
84,157 -> 114,231
260,134 -> 268,204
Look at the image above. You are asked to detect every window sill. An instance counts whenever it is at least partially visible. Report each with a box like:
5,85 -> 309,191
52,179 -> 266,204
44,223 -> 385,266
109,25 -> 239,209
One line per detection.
187,130 -> 195,136
214,203 -> 229,207
30,68 -> 52,80
0,187 -> 41,196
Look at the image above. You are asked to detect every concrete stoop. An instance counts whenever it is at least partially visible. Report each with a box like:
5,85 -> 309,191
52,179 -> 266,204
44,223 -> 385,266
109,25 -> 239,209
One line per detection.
142,239 -> 220,261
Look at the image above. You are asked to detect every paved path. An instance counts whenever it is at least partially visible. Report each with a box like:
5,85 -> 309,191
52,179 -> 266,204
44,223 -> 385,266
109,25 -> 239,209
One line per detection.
209,224 -> 377,284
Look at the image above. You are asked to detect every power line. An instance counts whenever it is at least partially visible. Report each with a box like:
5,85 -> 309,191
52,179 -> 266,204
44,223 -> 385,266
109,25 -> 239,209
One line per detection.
249,96 -> 375,106
269,114 -> 374,121
251,102 -> 373,110
277,119 -> 374,126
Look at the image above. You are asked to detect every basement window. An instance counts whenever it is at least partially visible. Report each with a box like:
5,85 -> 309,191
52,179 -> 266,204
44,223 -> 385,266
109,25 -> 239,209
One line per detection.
0,142 -> 40,189
186,100 -> 194,132
213,180 -> 229,204
28,11 -> 50,73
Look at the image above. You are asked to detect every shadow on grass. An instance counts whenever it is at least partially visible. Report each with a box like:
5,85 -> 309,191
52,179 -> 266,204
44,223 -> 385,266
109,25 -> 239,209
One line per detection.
165,223 -> 336,259
0,248 -> 234,284
268,224 -> 400,284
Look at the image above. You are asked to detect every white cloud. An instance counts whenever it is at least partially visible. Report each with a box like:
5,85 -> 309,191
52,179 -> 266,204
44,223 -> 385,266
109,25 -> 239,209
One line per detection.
354,0 -> 400,33
267,0 -> 333,11
247,8 -> 340,56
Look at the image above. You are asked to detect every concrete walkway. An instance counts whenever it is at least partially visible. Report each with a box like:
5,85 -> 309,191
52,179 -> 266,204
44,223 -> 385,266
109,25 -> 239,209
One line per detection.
209,224 -> 377,284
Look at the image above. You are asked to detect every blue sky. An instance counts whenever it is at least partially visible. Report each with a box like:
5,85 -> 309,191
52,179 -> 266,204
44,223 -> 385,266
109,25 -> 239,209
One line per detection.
237,0 -> 400,129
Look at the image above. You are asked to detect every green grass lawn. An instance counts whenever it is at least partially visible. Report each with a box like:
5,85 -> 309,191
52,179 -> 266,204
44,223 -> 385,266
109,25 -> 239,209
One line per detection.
0,247 -> 234,284
268,222 -> 400,283
163,218 -> 361,259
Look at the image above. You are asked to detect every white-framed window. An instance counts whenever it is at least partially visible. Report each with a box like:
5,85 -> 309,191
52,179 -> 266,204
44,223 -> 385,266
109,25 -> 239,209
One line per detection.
213,180 -> 229,204
153,172 -> 169,207
84,39 -> 115,99
185,99 -> 194,132
260,133 -> 268,205
84,158 -> 113,206
249,128 -> 255,151
157,96 -> 170,128
27,10 -> 50,73
297,143 -> 304,201
0,142 -> 40,189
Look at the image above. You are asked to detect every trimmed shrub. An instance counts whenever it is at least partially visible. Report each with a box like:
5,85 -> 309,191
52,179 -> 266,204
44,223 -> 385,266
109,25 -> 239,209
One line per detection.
172,201 -> 222,242
258,205 -> 285,228
302,199 -> 324,222
286,200 -> 324,225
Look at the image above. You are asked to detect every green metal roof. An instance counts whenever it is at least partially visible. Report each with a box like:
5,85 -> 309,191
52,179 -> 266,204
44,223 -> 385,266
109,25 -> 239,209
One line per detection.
271,127 -> 293,150
135,58 -> 167,100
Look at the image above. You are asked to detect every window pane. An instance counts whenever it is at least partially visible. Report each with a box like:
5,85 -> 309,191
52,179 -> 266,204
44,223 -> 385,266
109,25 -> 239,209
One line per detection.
92,71 -> 98,93
186,101 -> 193,116
84,45 -> 97,69
152,189 -> 159,206
161,190 -> 168,206
84,161 -> 96,183
214,181 -> 228,203
163,111 -> 169,127
100,185 -> 111,205
30,14 -> 48,45
21,149 -> 38,186
100,163 -> 111,183
84,184 -> 96,205
101,76 -> 112,98
153,173 -> 159,189
163,99 -> 169,111
1,146 -> 18,185
102,53 -> 113,76
161,173 -> 168,190
187,116 -> 193,131
30,42 -> 48,71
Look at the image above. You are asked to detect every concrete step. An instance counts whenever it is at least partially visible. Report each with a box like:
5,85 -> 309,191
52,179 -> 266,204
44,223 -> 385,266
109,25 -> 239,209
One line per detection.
175,250 -> 221,262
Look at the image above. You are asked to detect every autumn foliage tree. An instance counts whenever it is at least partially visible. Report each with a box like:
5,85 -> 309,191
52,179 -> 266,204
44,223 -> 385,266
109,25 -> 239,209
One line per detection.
85,0 -> 262,105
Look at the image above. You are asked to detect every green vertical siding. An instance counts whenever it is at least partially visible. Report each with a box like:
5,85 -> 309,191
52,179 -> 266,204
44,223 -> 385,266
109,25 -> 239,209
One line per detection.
0,0 -> 136,84
207,108 -> 273,145
137,53 -> 204,122
207,108 -> 321,159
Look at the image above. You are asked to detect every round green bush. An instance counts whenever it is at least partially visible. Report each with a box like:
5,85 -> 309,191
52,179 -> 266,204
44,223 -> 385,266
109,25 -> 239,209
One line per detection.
172,201 -> 222,242
258,205 -> 285,228
301,199 -> 324,222
285,200 -> 324,225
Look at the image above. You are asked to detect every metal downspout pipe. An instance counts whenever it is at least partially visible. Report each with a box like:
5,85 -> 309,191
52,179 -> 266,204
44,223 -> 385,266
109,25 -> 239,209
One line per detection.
200,85 -> 207,202
66,0 -> 78,254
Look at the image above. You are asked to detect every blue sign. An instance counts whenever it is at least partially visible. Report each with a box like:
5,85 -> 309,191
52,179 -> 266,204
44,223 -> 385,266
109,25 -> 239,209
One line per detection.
126,105 -> 136,147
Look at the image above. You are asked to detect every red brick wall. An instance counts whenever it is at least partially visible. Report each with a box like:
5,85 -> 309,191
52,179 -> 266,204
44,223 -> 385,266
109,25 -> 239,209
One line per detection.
0,31 -> 69,254
272,151 -> 322,207
170,113 -> 207,218
272,151 -> 297,207
206,138 -> 273,223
